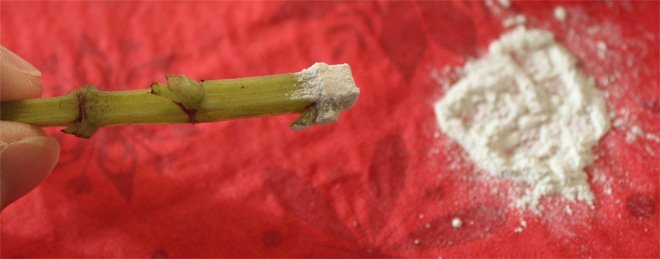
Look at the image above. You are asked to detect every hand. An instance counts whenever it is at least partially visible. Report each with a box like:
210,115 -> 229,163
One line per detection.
1,46 -> 60,211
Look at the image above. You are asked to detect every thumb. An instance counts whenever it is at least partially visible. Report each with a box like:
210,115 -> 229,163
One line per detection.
1,121 -> 60,211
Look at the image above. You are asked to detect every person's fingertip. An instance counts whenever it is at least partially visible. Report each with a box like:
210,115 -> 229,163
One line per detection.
0,46 -> 41,77
1,136 -> 60,210
0,46 -> 43,101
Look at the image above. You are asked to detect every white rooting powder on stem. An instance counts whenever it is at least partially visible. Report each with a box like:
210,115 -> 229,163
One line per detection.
293,62 -> 360,128
434,27 -> 611,209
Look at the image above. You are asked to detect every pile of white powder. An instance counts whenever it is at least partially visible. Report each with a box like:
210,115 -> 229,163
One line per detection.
434,26 -> 611,209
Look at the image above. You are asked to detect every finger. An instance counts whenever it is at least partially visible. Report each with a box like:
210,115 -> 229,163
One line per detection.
0,121 -> 60,211
0,45 -> 43,101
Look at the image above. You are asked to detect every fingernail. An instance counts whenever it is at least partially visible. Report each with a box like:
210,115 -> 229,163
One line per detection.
0,46 -> 42,77
1,136 -> 60,209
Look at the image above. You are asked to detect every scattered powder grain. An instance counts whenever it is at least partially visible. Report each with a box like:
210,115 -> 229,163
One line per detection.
451,217 -> 463,228
498,0 -> 511,8
554,6 -> 567,21
503,15 -> 527,28
596,41 -> 608,60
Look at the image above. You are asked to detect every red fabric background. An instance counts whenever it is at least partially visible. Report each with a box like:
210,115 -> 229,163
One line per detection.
1,1 -> 658,258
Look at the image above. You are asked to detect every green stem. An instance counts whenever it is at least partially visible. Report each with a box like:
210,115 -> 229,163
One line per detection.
1,73 -> 313,138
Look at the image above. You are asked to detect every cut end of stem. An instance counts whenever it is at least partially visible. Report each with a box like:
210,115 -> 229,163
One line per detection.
290,62 -> 360,130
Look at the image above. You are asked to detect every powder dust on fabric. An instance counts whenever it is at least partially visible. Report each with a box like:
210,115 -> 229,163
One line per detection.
434,26 -> 611,209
